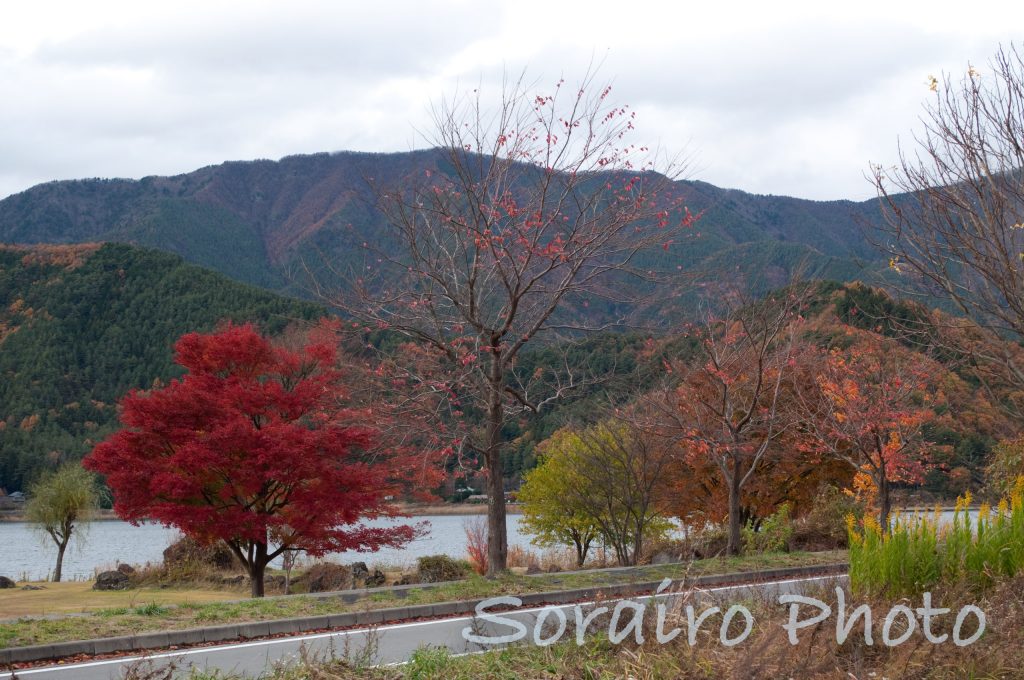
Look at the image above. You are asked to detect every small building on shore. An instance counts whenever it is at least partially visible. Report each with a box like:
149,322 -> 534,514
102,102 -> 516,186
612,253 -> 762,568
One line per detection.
0,490 -> 26,511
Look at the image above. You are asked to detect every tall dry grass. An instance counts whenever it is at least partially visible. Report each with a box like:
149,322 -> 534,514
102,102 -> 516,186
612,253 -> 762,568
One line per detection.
850,477 -> 1024,596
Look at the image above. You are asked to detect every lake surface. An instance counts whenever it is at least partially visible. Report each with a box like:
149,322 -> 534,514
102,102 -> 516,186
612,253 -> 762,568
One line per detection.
3,510 -> 980,581
0,515 -> 534,581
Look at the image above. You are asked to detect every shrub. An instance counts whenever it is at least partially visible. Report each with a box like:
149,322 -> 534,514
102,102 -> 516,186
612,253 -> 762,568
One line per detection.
639,535 -> 687,565
416,555 -> 467,583
984,438 -> 1024,500
742,503 -> 794,554
463,516 -> 488,575
684,524 -> 729,559
506,544 -> 540,570
791,484 -> 863,551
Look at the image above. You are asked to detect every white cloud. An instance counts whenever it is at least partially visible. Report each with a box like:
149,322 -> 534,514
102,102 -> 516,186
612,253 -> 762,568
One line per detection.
1,0 -> 1024,201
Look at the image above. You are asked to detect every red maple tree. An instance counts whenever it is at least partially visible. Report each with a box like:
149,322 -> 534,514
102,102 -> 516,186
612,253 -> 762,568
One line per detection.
85,323 -> 417,597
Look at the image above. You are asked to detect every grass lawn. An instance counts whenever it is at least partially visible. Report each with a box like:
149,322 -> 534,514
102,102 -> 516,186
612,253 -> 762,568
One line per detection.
0,550 -> 845,649
0,581 -> 243,619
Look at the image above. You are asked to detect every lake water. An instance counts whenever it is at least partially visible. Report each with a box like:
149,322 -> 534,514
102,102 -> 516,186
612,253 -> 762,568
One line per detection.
3,510 -> 981,582
0,515 -> 534,581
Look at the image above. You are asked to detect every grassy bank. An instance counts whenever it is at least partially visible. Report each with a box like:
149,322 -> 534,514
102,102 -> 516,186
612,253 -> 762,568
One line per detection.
0,550 -> 843,649
180,576 -> 1022,680
394,503 -> 522,516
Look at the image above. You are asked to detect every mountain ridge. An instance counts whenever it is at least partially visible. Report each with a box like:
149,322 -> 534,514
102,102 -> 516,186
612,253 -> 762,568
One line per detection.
0,149 -> 891,310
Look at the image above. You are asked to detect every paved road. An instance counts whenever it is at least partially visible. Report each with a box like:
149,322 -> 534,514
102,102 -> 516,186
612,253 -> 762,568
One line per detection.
1,574 -> 845,679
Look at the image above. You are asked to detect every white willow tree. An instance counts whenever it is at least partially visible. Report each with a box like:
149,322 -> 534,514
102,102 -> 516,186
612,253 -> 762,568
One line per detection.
25,464 -> 100,582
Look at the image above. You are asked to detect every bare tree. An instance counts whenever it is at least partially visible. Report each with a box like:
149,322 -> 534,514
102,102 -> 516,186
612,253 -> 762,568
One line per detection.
318,72 -> 694,573
872,43 -> 1024,394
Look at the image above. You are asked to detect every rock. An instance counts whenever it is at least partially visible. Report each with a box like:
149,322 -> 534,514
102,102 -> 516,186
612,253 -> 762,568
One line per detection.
416,555 -> 467,583
21,585 -> 45,591
93,570 -> 130,591
116,563 -> 136,575
525,563 -> 542,575
544,564 -> 562,574
305,563 -> 353,593
350,561 -> 369,580
220,574 -> 246,585
651,551 -> 674,565
0,576 -> 15,588
163,536 -> 237,570
263,575 -> 286,590
395,573 -> 417,586
364,569 -> 386,588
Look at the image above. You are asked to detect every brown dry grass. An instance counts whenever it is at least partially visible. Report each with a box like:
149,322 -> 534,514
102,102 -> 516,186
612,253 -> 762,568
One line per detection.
0,581 -> 241,618
239,576 -> 1024,679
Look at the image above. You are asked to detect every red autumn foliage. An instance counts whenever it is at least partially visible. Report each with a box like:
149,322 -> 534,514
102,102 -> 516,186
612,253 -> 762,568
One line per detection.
85,323 -> 418,597
807,331 -> 938,529
654,294 -> 810,556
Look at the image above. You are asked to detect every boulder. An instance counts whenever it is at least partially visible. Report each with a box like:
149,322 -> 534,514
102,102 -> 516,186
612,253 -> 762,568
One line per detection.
651,551 -> 675,565
394,573 -> 417,586
525,563 -> 543,575
364,569 -> 386,588
350,561 -> 369,581
305,563 -> 353,593
21,584 -> 45,591
93,570 -> 130,591
0,576 -> 15,588
116,563 -> 136,575
163,536 -> 237,570
416,555 -> 467,583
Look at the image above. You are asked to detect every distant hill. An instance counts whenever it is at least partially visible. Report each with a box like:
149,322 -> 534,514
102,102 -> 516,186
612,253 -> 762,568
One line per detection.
498,281 -> 1018,500
0,150 -> 891,317
0,243 -> 324,492
0,243 -> 1009,500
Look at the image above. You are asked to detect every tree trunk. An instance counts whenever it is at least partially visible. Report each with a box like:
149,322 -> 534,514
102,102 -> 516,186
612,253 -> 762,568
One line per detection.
573,532 -> 593,568
879,472 -> 892,535
52,538 -> 68,582
249,542 -> 268,598
485,351 -> 508,576
727,471 -> 742,556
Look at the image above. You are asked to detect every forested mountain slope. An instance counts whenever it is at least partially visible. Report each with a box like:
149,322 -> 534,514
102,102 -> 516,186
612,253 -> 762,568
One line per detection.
0,243 -> 323,492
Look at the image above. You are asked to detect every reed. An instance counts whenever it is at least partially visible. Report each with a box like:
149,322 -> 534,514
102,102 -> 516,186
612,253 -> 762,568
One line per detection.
849,478 -> 1024,596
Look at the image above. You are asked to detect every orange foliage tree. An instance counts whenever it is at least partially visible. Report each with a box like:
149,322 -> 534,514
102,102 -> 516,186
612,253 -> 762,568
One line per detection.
651,294 -> 811,555
807,332 -> 939,529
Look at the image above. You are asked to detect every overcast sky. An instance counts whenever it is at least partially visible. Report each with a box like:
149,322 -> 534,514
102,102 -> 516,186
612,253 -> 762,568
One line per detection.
2,1 -> 1023,202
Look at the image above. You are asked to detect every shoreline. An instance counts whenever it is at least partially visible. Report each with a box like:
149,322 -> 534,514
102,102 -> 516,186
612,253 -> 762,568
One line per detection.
0,503 -> 523,523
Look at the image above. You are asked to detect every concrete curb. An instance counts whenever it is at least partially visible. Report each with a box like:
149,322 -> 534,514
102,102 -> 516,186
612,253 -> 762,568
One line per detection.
0,562 -> 846,666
